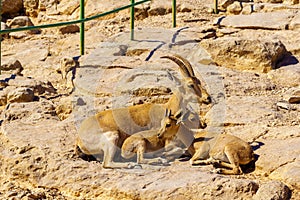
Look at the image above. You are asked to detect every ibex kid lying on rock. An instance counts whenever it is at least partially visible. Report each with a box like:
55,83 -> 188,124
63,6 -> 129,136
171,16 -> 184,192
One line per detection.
76,54 -> 211,168
158,117 -> 255,175
121,109 -> 188,165
189,130 -> 255,175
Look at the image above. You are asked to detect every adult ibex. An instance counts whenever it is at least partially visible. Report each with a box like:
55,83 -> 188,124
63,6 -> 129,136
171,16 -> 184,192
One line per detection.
76,54 -> 211,168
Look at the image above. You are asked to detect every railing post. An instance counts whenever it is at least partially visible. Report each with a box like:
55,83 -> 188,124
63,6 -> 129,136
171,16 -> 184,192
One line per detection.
214,0 -> 219,14
80,0 -> 85,55
172,0 -> 176,27
130,0 -> 135,40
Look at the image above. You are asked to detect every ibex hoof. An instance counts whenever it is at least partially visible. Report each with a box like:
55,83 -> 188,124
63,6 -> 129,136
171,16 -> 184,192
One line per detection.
159,158 -> 168,164
127,163 -> 142,169
211,168 -> 222,174
211,160 -> 221,166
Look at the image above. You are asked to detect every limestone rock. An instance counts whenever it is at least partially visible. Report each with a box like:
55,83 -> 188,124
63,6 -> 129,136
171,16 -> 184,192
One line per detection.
13,46 -> 49,66
218,11 -> 294,30
255,138 -> 300,175
7,75 -> 56,96
0,90 -> 8,106
23,0 -> 39,17
290,12 -> 300,30
7,16 -> 40,36
1,22 -> 8,30
58,57 -> 78,80
55,97 -> 73,120
1,4 -> 300,198
253,181 -> 291,200
200,37 -> 288,73
39,0 -> 57,10
1,0 -> 23,17
8,16 -> 34,28
178,3 -> 192,12
284,0 -> 299,4
148,1 -> 172,16
8,32 -> 29,39
253,0 -> 283,2
227,1 -> 243,14
220,0 -> 235,9
1,22 -> 9,38
72,0 -> 124,20
269,161 -> 300,191
134,3 -> 150,20
59,24 -> 80,34
268,63 -> 300,87
283,87 -> 300,103
57,0 -> 80,15
7,87 -> 35,104
0,58 -> 23,75
276,101 -> 292,110
1,100 -> 56,122
241,3 -> 255,14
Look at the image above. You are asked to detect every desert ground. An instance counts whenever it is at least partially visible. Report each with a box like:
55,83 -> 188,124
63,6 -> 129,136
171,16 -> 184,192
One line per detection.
0,0 -> 300,199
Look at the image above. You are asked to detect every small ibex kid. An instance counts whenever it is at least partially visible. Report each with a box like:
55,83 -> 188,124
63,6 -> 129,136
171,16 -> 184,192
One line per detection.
121,109 -> 188,165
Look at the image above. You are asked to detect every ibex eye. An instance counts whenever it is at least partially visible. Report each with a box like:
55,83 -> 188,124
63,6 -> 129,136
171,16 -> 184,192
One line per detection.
166,123 -> 171,128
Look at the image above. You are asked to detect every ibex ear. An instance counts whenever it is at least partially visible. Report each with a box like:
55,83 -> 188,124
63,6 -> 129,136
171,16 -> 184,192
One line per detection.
166,70 -> 182,86
174,109 -> 182,120
166,70 -> 174,81
174,109 -> 190,125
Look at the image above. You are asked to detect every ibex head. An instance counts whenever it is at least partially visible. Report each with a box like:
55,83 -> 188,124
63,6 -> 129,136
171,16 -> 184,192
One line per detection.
161,55 -> 212,104
157,109 -> 189,139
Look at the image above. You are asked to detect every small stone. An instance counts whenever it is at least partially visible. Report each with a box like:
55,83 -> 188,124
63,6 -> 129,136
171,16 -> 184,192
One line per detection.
0,58 -> 23,75
276,101 -> 291,110
0,90 -> 8,106
220,0 -> 235,9
148,1 -> 172,16
241,3 -> 255,15
7,87 -> 35,103
288,90 -> 300,104
8,16 -> 34,28
59,24 -> 80,34
227,2 -> 242,15
178,3 -> 192,12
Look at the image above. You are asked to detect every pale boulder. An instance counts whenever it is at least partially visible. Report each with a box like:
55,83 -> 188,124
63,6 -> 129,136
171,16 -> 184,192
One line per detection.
200,37 -> 288,73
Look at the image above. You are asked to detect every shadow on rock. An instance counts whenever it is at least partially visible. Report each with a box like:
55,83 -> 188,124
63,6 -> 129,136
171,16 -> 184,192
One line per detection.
277,53 -> 299,68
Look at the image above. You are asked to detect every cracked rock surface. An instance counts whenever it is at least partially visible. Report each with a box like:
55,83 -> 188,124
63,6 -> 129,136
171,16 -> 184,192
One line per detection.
0,0 -> 300,199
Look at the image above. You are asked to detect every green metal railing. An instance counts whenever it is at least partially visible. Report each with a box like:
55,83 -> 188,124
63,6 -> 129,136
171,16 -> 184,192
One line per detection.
214,0 -> 219,14
0,0 -> 178,67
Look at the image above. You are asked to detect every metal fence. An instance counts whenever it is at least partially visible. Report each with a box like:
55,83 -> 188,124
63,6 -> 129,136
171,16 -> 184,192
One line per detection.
0,0 -> 179,73
0,0 -> 221,72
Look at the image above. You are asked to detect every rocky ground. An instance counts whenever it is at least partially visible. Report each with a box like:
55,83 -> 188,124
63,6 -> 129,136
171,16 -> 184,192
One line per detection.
0,0 -> 300,199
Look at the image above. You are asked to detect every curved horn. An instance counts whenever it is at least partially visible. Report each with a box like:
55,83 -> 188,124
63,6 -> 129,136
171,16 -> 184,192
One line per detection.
173,54 -> 196,77
161,55 -> 192,78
